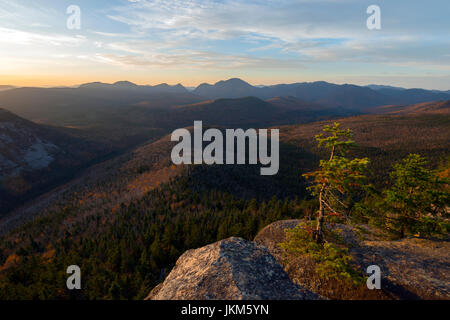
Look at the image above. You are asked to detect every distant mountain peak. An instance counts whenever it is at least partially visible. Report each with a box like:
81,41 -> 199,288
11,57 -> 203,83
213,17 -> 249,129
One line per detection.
77,80 -> 190,94
79,81 -> 109,88
197,82 -> 213,88
194,78 -> 258,99
216,78 -> 253,87
113,81 -> 138,88
311,80 -> 331,85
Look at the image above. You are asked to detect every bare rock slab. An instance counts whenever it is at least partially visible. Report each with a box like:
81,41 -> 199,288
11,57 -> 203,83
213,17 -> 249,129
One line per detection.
146,237 -> 319,300
254,219 -> 450,300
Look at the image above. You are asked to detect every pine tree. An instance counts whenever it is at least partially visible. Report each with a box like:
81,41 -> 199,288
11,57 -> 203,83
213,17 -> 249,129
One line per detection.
382,154 -> 449,238
303,123 -> 369,243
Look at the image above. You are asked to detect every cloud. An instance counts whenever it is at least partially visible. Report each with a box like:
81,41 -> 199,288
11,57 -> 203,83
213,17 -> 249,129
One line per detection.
1,0 -> 449,89
0,0 -> 59,28
0,27 -> 86,46
103,0 -> 450,70
107,0 -> 361,42
93,49 -> 305,70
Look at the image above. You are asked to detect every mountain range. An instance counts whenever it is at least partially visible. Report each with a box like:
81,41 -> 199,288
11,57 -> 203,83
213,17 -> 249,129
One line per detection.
0,73 -> 448,302
1,78 -> 449,120
0,77 -> 449,217
192,78 -> 450,109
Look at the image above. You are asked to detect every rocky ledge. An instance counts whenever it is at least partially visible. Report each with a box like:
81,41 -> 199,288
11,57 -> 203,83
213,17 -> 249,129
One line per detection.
146,237 -> 319,300
255,219 -> 450,300
146,220 -> 449,300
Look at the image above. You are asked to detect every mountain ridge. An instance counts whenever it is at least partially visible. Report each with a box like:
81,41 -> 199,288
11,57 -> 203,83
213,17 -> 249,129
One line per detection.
193,78 -> 450,109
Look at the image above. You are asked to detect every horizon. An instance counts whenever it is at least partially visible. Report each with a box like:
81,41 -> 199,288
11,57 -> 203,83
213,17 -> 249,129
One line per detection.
1,78 -> 449,92
1,1 -> 449,90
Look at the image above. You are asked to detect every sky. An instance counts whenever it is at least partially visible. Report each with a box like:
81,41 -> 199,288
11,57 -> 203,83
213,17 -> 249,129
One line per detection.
0,0 -> 449,89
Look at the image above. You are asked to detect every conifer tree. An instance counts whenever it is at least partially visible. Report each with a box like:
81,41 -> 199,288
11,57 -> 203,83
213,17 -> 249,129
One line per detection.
381,154 -> 449,238
303,123 -> 369,243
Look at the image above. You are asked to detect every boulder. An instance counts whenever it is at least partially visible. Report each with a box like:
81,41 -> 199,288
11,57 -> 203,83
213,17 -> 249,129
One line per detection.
146,237 -> 319,300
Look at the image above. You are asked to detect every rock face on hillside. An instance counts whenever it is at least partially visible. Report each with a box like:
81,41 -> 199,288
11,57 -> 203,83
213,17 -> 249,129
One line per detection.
255,220 -> 450,300
146,237 -> 319,300
0,108 -> 108,217
0,108 -> 59,175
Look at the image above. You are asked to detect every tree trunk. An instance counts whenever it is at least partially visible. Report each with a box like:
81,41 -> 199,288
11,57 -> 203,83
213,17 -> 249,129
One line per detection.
314,146 -> 334,244
315,189 -> 325,243
400,223 -> 405,239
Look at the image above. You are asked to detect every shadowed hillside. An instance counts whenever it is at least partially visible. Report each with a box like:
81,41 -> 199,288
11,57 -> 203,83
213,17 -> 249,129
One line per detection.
0,108 -> 111,216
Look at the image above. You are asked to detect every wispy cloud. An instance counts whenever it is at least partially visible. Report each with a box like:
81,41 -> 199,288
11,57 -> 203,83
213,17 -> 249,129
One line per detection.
94,50 -> 305,70
104,0 -> 450,68
0,0 -> 449,89
0,27 -> 85,46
